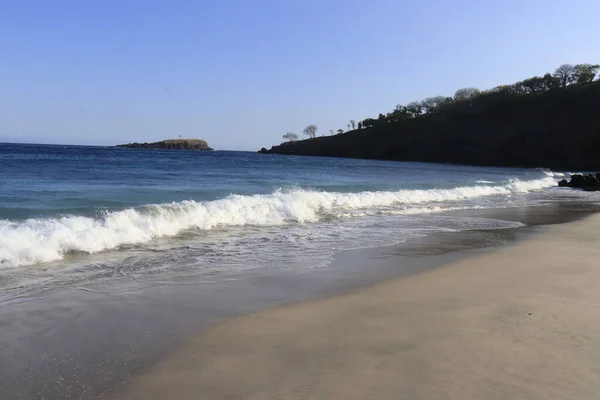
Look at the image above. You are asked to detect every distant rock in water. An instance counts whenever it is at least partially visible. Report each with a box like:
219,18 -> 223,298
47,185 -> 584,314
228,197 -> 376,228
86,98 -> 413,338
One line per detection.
558,173 -> 600,191
117,139 -> 213,151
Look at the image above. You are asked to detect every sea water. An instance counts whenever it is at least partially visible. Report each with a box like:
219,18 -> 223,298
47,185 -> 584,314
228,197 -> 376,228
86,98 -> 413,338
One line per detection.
0,143 -> 589,299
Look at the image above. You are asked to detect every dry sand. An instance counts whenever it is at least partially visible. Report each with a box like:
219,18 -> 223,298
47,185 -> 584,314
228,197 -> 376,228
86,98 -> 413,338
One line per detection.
115,215 -> 600,400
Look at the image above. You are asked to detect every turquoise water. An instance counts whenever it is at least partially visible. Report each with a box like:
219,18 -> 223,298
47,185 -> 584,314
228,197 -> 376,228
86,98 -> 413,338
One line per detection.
0,143 -> 582,297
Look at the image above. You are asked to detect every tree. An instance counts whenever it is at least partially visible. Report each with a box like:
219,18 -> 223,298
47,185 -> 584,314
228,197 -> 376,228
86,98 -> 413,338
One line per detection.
303,124 -> 318,138
350,120 -> 356,130
454,87 -> 480,101
282,132 -> 298,142
510,82 -> 527,95
390,106 -> 412,122
362,118 -> 377,128
421,96 -> 453,114
442,97 -> 454,110
541,73 -> 561,90
357,121 -> 363,130
405,101 -> 423,118
347,123 -> 351,131
329,129 -> 335,136
573,64 -> 600,84
493,83 -> 526,96
521,76 -> 546,93
337,128 -> 344,135
420,97 -> 437,113
553,64 -> 576,87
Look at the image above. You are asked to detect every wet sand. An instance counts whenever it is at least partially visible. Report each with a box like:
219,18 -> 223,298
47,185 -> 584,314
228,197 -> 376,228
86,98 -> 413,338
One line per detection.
116,213 -> 600,400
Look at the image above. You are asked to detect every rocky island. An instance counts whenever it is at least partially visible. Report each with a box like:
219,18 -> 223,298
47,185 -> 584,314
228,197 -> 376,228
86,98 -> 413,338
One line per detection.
117,139 -> 213,151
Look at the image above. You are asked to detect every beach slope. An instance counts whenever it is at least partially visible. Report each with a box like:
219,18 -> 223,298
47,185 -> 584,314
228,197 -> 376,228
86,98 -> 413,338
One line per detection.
116,215 -> 600,400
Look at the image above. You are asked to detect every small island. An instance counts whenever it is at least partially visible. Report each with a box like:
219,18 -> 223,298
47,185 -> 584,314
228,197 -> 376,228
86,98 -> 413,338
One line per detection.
117,139 -> 213,151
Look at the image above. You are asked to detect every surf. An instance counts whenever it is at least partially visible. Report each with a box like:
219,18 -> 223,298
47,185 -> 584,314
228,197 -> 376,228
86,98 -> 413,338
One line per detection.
0,177 -> 557,268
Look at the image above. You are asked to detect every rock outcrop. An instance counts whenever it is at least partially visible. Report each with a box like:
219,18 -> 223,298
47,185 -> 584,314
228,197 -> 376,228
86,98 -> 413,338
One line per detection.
558,173 -> 600,191
117,139 -> 213,151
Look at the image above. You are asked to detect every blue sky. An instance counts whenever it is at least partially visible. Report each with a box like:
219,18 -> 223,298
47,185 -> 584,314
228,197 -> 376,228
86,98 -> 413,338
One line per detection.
1,0 -> 599,150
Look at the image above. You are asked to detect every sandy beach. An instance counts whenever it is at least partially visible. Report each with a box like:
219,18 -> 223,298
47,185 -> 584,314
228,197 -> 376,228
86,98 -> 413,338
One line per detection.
114,214 -> 600,400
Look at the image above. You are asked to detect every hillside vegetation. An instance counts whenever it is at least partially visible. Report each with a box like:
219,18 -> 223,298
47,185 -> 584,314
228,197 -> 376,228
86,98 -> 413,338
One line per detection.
260,64 -> 600,170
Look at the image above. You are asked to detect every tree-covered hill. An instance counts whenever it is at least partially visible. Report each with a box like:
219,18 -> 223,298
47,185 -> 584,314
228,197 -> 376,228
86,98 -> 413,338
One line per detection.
260,64 -> 600,170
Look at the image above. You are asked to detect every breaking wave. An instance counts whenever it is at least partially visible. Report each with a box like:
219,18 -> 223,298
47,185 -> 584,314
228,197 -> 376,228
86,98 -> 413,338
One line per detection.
0,177 -> 556,268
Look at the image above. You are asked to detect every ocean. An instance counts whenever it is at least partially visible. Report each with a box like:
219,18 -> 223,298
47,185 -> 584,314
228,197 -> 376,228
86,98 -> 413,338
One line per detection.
0,142 -> 588,300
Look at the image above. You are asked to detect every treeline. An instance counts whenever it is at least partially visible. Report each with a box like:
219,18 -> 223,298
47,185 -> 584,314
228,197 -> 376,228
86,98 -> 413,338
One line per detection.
263,62 -> 600,170
280,63 -> 598,143
358,63 -> 598,130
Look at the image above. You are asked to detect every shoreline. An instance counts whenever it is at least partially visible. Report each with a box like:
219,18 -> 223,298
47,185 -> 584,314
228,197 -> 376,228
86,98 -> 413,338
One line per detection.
1,202 -> 598,399
115,212 -> 600,400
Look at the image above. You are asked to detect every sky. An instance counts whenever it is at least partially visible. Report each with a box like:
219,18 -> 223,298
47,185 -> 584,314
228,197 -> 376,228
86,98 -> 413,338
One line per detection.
1,0 -> 599,150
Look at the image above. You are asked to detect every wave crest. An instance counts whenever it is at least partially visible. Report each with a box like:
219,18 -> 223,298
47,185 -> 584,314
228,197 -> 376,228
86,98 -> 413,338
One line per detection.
0,177 -> 556,267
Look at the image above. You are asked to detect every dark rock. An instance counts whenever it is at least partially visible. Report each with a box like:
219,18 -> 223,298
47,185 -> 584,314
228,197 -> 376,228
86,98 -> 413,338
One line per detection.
561,173 -> 600,190
568,174 -> 584,187
258,147 -> 269,154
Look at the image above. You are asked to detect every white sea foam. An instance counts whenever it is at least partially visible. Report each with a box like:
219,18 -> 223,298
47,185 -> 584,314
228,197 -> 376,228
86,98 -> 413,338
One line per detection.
540,168 -> 568,178
0,177 -> 557,268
